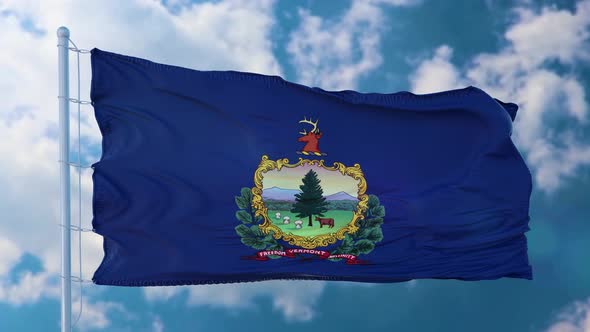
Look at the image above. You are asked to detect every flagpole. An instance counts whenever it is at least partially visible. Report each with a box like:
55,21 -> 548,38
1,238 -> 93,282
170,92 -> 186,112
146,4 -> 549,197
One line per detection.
57,26 -> 72,332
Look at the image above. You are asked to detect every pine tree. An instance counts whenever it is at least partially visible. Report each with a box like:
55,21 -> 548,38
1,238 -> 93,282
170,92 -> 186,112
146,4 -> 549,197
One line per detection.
290,169 -> 329,226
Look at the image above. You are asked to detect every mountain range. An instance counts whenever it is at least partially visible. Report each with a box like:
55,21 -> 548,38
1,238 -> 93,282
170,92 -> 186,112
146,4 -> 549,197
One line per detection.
262,186 -> 356,201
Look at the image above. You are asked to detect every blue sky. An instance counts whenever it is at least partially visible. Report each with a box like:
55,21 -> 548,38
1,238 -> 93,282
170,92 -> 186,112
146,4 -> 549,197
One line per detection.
0,0 -> 589,331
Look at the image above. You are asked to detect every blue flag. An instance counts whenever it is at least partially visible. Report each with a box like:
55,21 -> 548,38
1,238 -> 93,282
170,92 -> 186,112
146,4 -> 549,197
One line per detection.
90,49 -> 532,286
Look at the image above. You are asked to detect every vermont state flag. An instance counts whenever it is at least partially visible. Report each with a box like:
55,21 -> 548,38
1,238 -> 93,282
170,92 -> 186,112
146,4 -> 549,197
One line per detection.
90,49 -> 532,286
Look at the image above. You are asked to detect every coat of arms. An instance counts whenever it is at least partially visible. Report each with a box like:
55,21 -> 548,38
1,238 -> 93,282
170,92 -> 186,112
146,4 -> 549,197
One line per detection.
234,117 -> 385,264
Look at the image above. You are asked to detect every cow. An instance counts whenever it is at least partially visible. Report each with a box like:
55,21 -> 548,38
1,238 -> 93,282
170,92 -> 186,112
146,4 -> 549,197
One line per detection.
315,216 -> 334,228
275,212 -> 281,219
283,216 -> 291,224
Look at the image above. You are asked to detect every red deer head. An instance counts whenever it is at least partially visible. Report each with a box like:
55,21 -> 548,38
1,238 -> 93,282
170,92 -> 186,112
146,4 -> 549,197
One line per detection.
298,117 -> 322,154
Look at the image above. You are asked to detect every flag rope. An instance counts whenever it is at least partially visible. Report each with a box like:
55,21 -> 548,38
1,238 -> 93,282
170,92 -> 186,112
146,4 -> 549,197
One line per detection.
55,36 -> 94,330
68,46 -> 91,54
57,96 -> 92,105
57,224 -> 94,232
71,36 -> 84,330
57,160 -> 93,169
60,275 -> 94,283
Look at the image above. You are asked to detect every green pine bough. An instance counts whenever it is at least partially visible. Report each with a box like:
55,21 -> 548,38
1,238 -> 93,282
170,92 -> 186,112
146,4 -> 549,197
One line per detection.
234,187 -> 284,258
328,194 -> 385,261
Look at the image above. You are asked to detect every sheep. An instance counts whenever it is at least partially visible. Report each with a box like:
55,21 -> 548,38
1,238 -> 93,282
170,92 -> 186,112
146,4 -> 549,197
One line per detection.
275,212 -> 281,219
283,216 -> 291,224
294,220 -> 303,229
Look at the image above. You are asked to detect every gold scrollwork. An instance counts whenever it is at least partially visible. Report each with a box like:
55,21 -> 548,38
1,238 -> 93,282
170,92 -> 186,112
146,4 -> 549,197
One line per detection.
252,155 -> 368,249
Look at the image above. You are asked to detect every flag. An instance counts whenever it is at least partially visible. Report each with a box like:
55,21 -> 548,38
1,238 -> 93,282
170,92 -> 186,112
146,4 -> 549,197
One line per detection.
90,48 -> 532,286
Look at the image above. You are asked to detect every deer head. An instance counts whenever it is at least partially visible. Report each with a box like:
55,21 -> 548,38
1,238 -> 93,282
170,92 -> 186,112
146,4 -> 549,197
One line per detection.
297,116 -> 323,153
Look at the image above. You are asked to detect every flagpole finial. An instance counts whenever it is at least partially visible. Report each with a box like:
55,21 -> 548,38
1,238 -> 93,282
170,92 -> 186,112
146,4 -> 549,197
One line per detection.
57,26 -> 70,38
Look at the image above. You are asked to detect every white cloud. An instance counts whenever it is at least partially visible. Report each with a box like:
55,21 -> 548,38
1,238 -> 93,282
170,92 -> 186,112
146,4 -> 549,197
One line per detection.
143,286 -> 184,302
144,280 -> 327,322
287,0 -> 417,90
0,235 -> 59,306
0,240 -> 115,332
409,0 -> 590,192
0,237 -> 121,331
544,297 -> 590,332
0,236 -> 21,276
72,299 -> 129,331
0,241 -> 127,331
152,315 -> 165,332
410,45 -> 464,94
0,271 -> 59,305
506,4 -> 590,65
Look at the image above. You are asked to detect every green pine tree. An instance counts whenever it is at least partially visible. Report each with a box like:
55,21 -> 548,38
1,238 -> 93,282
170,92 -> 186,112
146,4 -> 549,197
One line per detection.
290,169 -> 329,226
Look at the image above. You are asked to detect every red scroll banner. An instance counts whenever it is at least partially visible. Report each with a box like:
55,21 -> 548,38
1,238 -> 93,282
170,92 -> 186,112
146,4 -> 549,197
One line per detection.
249,249 -> 363,264
327,254 -> 363,265
253,249 -> 329,260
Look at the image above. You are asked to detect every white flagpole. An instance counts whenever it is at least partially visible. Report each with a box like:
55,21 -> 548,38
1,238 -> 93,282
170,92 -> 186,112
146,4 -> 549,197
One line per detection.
57,26 -> 72,332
